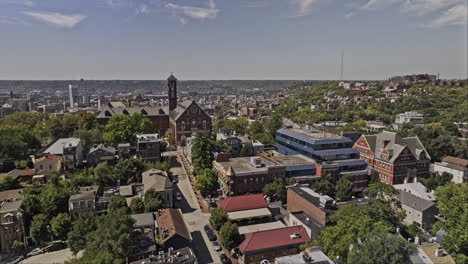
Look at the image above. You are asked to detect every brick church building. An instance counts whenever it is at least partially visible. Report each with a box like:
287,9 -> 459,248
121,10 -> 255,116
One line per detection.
97,74 -> 211,145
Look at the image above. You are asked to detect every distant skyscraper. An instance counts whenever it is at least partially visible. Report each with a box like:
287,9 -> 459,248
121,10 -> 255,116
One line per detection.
69,85 -> 79,108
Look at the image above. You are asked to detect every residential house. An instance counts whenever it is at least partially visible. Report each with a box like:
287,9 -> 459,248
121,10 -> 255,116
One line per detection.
117,143 -> 131,159
86,144 -> 116,167
216,128 -> 243,157
142,169 -> 173,208
137,134 -> 161,162
394,178 -> 435,201
398,190 -> 437,230
156,209 -> 191,250
34,154 -> 62,172
434,156 -> 468,184
394,111 -> 424,128
68,186 -> 99,216
131,212 -> 156,233
238,226 -> 311,264
353,131 -> 430,185
39,137 -> 83,171
0,189 -> 24,253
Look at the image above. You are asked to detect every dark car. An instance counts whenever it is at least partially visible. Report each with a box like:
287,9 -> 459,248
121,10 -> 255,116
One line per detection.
220,254 -> 232,264
204,224 -> 212,233
207,231 -> 217,241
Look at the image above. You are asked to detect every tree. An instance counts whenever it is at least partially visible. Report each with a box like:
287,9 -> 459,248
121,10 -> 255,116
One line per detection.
144,189 -> 163,212
103,113 -> 153,147
419,172 -> 453,191
263,178 -> 295,202
113,158 -> 145,184
369,170 -> 380,184
0,175 -> 21,191
335,175 -> 354,201
77,112 -> 98,130
364,182 -> 399,206
108,196 -> 129,214
434,183 -> 468,263
195,168 -> 218,197
30,214 -> 50,244
130,197 -> 145,214
191,132 -> 216,170
312,173 -> 335,198
209,208 -> 228,231
220,222 -> 241,250
94,162 -> 115,187
79,211 -> 135,264
239,143 -> 252,157
347,233 -> 416,264
50,213 -> 71,241
67,213 -> 97,255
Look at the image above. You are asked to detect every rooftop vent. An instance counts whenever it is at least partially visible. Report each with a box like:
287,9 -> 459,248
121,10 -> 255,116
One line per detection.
290,232 -> 301,239
250,157 -> 262,168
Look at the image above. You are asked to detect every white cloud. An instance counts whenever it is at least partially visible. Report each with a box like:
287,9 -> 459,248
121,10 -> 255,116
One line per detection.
22,11 -> 86,28
135,4 -> 150,15
402,0 -> 461,15
360,0 -> 403,10
165,0 -> 219,22
427,4 -> 467,27
291,0 -> 322,16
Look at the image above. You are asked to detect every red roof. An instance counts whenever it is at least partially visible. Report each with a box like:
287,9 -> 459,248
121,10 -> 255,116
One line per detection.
36,154 -> 62,163
216,194 -> 267,212
20,169 -> 36,176
239,226 -> 310,253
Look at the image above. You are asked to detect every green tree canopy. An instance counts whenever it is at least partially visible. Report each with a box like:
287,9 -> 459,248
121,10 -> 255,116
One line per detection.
103,113 -> 153,147
130,197 -> 145,214
195,168 -> 218,197
191,132 -> 216,170
30,214 -> 50,244
347,233 -> 416,264
143,189 -> 163,213
434,183 -> 468,263
94,162 -> 115,187
263,177 -> 295,202
108,196 -> 129,214
50,213 -> 71,241
113,158 -> 145,184
67,213 -> 97,255
209,207 -> 228,231
312,173 -> 335,198
335,175 -> 354,201
220,222 -> 241,250
419,172 -> 453,191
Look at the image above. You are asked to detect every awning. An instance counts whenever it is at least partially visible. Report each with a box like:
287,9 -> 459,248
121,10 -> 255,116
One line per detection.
228,208 -> 272,221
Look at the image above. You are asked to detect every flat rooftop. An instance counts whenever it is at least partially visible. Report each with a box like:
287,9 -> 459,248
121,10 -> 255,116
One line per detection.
279,128 -> 349,141
227,208 -> 272,221
216,155 -> 315,175
238,221 -> 286,235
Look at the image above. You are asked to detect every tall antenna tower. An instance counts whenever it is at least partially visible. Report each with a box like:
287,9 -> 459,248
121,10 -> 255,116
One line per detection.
340,49 -> 344,81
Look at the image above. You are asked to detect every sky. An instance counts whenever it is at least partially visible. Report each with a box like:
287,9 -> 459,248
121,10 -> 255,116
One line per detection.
0,0 -> 467,80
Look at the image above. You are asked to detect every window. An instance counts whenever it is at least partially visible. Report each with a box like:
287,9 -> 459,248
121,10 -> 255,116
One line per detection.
203,120 -> 207,130
181,121 -> 185,131
192,120 -> 197,126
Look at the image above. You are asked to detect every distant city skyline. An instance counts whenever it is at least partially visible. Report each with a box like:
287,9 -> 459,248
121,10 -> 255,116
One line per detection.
0,0 -> 467,80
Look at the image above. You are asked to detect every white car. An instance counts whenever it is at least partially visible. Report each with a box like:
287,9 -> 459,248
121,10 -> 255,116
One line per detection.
212,241 -> 222,251
176,192 -> 182,201
27,248 -> 43,257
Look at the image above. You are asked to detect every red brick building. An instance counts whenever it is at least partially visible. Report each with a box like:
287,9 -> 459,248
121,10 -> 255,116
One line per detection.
96,74 -> 211,145
353,131 -> 430,185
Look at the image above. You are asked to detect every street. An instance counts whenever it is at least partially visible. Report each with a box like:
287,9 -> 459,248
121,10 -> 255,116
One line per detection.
165,151 -> 221,264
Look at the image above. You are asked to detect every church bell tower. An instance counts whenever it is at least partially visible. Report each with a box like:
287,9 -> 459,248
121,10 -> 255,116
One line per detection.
168,73 -> 177,111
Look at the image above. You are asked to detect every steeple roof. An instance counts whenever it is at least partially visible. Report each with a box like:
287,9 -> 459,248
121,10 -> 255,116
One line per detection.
167,73 -> 177,81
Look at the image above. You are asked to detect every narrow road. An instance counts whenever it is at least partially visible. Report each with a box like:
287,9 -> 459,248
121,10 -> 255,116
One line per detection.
165,151 -> 221,264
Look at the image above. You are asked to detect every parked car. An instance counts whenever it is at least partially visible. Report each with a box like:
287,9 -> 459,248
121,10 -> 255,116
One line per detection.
212,241 -> 222,251
220,254 -> 232,264
207,231 -> 217,241
204,224 -> 212,233
26,248 -> 43,257
176,192 -> 182,201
